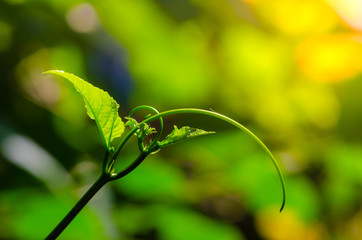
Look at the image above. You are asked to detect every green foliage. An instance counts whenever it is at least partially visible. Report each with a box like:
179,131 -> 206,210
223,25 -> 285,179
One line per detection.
40,71 -> 284,239
124,116 -> 213,154
44,70 -> 124,152
125,117 -> 157,142
0,190 -> 104,240
158,126 -> 215,148
155,206 -> 244,240
3,1 -> 362,239
116,156 -> 185,200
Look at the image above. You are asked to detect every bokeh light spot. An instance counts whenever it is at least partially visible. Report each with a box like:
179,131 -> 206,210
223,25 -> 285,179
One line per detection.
66,3 -> 99,33
0,20 -> 12,52
327,0 -> 362,30
296,34 -> 362,82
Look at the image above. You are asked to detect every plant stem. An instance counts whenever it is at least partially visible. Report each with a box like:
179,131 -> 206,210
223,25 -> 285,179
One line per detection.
121,108 -> 286,211
112,150 -> 150,180
45,173 -> 111,240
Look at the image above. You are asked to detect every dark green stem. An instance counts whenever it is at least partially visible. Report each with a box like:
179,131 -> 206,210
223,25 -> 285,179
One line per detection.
102,151 -> 110,174
45,173 -> 111,240
45,151 -> 150,239
111,150 -> 151,180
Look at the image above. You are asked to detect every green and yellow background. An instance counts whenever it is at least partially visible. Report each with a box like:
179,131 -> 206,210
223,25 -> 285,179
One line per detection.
0,0 -> 362,239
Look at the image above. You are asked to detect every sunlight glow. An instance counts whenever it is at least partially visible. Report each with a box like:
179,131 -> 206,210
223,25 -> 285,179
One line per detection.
327,0 -> 362,30
271,0 -> 336,35
296,34 -> 362,82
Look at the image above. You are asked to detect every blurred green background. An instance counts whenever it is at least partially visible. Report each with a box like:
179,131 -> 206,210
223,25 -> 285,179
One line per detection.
1,0 -> 362,239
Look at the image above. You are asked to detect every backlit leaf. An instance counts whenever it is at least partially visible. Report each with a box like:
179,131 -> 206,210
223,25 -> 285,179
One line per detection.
44,70 -> 124,151
159,126 -> 214,148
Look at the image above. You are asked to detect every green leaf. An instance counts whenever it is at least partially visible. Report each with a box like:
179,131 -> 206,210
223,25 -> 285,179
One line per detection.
125,117 -> 138,129
140,124 -> 156,136
159,126 -> 214,148
125,117 -> 156,137
44,70 -> 124,150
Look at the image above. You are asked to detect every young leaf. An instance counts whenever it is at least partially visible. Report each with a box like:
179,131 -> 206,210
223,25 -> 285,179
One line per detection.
44,70 -> 124,151
125,117 -> 138,129
125,117 -> 156,136
159,126 -> 214,148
